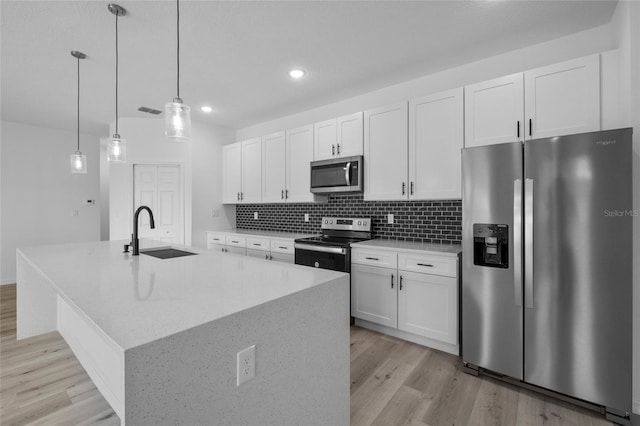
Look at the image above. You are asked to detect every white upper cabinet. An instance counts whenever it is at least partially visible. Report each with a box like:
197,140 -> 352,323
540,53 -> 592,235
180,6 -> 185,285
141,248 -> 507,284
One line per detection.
314,112 -> 363,160
286,125 -> 314,203
409,88 -> 463,199
364,102 -> 409,201
524,54 -> 600,139
223,138 -> 262,204
222,142 -> 242,204
262,132 -> 286,203
336,112 -> 364,158
464,73 -> 524,148
465,54 -> 600,147
240,138 -> 262,203
313,119 -> 337,160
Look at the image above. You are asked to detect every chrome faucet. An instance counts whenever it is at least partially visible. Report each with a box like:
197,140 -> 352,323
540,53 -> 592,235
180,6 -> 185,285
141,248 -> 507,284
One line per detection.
123,205 -> 156,255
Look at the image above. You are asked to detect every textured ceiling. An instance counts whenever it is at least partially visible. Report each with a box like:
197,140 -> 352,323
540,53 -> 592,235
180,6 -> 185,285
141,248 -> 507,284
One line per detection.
1,0 -> 618,135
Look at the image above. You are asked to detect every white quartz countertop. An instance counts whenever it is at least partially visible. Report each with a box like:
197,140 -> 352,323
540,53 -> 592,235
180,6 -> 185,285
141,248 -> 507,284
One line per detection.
206,229 -> 318,240
17,240 -> 346,350
351,239 -> 461,257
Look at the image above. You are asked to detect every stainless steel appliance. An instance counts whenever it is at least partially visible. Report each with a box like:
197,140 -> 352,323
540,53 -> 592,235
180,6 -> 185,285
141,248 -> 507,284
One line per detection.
462,128 -> 633,425
310,156 -> 363,194
294,217 -> 372,272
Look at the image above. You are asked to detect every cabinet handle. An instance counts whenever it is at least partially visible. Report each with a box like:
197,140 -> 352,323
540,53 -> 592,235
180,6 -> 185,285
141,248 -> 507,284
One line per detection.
529,118 -> 532,137
391,273 -> 394,289
410,181 -> 414,195
278,246 -> 288,250
237,192 -> 240,201
517,120 -> 520,139
337,143 -> 340,155
416,263 -> 434,267
265,254 -> 269,260
212,238 -> 219,241
222,247 -> 226,252
241,192 -> 244,201
253,243 -> 261,246
332,144 -> 335,155
399,275 -> 403,290
285,189 -> 289,199
281,189 -> 284,200
402,182 -> 406,195
231,240 -> 239,243
269,254 -> 273,260
365,256 -> 379,261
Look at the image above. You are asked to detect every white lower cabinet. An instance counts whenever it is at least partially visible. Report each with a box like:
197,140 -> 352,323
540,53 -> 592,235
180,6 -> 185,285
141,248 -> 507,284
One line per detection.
206,231 -> 296,263
351,246 -> 459,354
351,264 -> 398,328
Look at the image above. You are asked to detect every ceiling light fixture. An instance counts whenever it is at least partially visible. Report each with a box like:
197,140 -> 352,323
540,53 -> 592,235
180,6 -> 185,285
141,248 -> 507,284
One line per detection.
70,51 -> 87,174
289,69 -> 305,79
200,106 -> 213,113
107,3 -> 127,163
165,0 -> 190,141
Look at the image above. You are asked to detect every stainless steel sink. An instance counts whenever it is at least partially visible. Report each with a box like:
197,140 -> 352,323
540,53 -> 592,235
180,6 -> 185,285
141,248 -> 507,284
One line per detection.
140,248 -> 197,259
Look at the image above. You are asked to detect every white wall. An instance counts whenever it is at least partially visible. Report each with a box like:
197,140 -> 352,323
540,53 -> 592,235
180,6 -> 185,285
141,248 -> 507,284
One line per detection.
1,121 -> 100,284
237,23 -> 615,140
107,117 -> 234,248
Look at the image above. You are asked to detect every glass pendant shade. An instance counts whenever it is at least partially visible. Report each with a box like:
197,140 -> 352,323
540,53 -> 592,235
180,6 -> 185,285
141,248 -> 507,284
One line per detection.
70,151 -> 87,174
165,97 -> 191,141
107,134 -> 127,163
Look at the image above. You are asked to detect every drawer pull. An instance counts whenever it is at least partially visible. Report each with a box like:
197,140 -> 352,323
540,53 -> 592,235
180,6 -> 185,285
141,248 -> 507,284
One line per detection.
391,274 -> 394,289
365,257 -> 379,261
231,240 -> 239,243
252,243 -> 262,246
417,263 -> 434,267
399,275 -> 403,290
212,238 -> 219,241
278,246 -> 288,250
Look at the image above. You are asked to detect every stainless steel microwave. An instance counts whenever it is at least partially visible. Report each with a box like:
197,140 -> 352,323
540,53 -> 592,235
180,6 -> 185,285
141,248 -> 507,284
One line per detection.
310,155 -> 363,194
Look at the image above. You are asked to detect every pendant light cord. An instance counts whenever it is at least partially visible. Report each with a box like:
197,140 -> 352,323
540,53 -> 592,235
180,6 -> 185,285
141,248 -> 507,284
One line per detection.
115,12 -> 119,134
176,0 -> 180,98
77,55 -> 80,152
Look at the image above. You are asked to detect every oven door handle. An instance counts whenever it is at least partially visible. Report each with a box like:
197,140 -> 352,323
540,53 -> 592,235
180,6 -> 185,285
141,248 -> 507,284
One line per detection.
294,243 -> 347,255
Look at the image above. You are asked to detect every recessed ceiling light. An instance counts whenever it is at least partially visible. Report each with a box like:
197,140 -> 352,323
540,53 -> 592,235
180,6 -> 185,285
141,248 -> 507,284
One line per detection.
289,69 -> 305,79
201,106 -> 213,113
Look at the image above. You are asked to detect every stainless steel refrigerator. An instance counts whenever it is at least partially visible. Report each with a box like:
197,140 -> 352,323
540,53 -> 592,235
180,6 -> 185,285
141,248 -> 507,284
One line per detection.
462,128 -> 633,424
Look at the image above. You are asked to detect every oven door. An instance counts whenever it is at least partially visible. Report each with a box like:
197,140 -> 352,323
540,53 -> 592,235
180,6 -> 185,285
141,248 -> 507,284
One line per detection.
294,244 -> 350,272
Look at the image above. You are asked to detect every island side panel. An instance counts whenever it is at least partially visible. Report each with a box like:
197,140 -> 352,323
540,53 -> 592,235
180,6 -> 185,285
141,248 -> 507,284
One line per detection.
16,250 -> 58,339
124,274 -> 350,426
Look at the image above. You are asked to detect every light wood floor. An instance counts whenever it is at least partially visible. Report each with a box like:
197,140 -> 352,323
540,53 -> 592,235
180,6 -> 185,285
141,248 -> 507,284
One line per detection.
1,284 -> 611,425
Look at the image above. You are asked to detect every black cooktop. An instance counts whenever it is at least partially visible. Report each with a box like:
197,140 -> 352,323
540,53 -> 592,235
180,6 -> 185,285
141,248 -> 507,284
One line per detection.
295,235 -> 371,248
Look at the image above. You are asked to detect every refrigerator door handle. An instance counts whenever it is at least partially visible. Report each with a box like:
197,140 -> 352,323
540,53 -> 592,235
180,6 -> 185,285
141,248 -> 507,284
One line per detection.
513,179 -> 523,307
524,178 -> 534,309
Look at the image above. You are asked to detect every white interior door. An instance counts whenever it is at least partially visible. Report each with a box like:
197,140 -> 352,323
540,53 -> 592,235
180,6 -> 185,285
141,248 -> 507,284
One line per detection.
134,164 -> 183,244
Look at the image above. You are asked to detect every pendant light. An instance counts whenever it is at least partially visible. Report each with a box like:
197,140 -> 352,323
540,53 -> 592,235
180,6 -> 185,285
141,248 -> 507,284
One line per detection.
107,3 -> 127,163
70,50 -> 87,174
165,0 -> 190,141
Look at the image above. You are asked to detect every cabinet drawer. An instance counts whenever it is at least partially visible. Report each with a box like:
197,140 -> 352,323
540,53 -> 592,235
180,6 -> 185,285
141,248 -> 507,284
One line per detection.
270,239 -> 294,255
226,235 -> 246,248
352,248 -> 397,269
207,233 -> 226,246
398,253 -> 457,278
246,237 -> 270,251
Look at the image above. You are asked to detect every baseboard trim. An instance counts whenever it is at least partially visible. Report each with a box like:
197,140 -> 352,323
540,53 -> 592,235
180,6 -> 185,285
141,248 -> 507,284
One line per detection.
633,399 -> 640,415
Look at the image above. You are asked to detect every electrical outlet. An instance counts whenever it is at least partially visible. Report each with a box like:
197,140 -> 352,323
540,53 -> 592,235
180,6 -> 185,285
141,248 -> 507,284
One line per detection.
387,213 -> 394,224
211,209 -> 220,218
236,345 -> 255,386
72,209 -> 79,217
304,213 -> 309,222
254,212 -> 258,220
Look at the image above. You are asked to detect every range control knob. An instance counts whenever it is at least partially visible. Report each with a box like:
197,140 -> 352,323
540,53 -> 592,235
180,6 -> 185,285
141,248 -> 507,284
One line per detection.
357,220 -> 362,226
329,220 -> 333,224
363,221 -> 368,225
324,219 -> 328,224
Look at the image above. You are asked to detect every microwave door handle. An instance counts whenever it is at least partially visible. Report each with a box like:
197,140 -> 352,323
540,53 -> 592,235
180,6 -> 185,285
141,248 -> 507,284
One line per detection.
345,162 -> 351,186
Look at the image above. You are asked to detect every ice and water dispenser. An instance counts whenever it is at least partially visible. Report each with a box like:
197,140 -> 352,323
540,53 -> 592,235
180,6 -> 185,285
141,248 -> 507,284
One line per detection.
473,224 -> 509,268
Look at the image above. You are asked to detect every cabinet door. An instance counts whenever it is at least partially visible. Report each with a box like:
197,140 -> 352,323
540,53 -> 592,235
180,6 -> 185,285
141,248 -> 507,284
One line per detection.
262,132 -> 286,203
409,88 -> 463,199
397,271 -> 457,344
313,119 -> 337,160
336,112 -> 363,157
286,125 -> 314,202
222,142 -> 242,204
351,264 -> 398,328
464,73 -> 524,148
364,102 -> 409,201
524,54 -> 600,140
241,138 -> 262,203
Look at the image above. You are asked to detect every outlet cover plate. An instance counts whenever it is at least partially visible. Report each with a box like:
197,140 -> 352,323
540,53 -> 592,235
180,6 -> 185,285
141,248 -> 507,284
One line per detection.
237,345 -> 256,386
387,213 -> 394,224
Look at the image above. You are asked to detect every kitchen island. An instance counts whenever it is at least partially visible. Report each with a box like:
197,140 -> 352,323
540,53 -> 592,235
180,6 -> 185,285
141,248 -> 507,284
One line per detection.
16,240 -> 350,425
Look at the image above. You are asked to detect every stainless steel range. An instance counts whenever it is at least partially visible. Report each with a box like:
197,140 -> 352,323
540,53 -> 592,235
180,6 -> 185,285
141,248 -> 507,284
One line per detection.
294,217 -> 372,272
